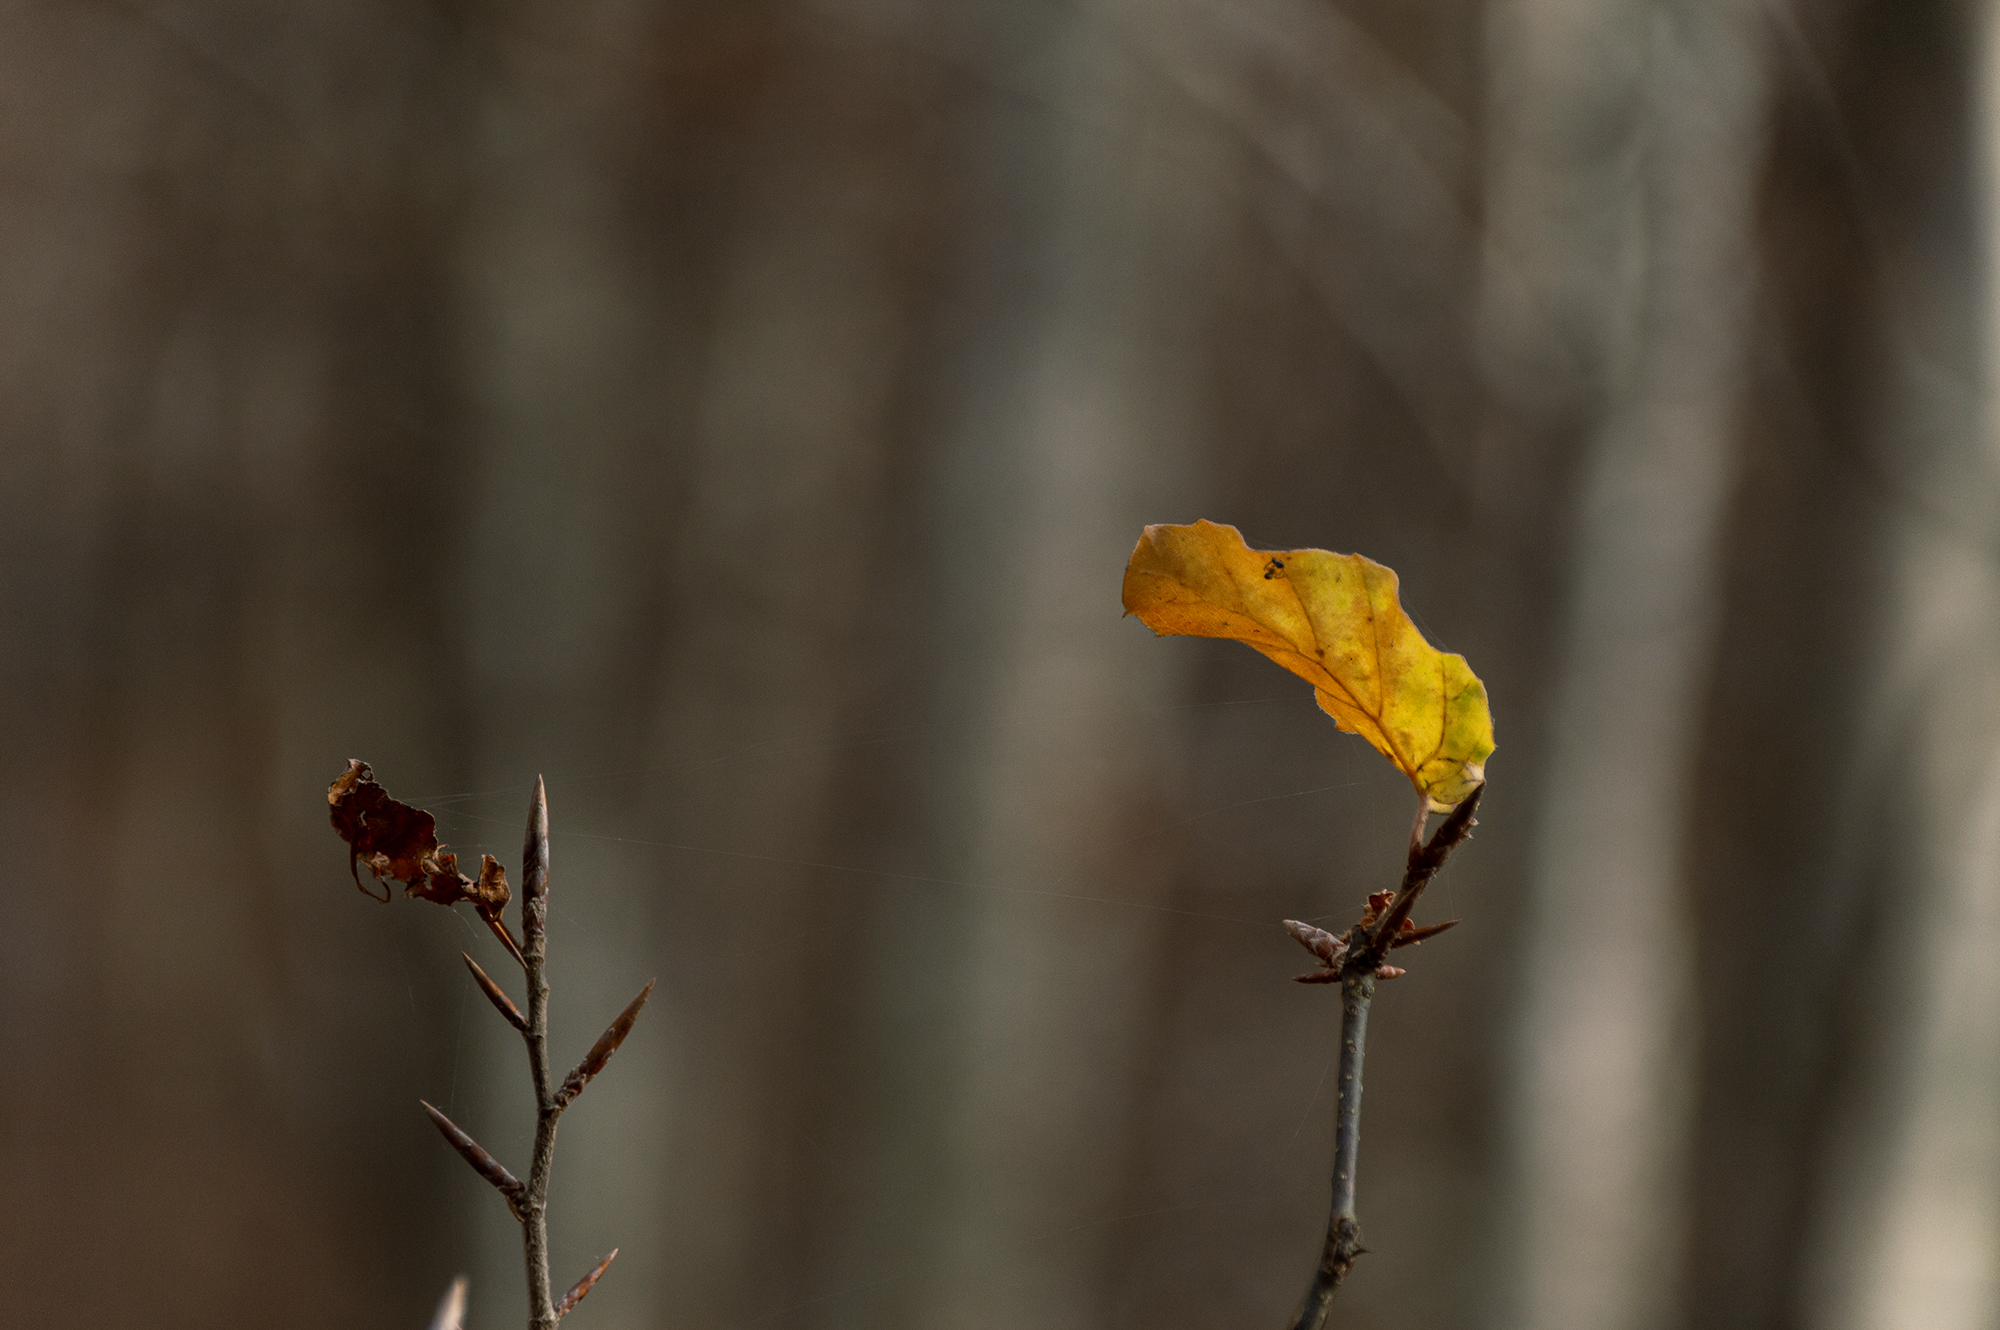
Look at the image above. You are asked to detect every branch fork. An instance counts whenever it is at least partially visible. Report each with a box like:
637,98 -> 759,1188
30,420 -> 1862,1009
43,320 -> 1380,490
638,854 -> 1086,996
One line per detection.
1282,783 -> 1481,1330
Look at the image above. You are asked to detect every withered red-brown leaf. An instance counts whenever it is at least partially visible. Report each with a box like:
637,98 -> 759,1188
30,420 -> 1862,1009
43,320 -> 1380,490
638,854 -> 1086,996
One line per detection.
329,760 -> 434,901
407,852 -> 512,920
328,761 -> 511,923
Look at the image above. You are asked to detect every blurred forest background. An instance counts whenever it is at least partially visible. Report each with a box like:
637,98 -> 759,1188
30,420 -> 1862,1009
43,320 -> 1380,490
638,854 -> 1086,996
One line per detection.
5,1 -> 2000,1328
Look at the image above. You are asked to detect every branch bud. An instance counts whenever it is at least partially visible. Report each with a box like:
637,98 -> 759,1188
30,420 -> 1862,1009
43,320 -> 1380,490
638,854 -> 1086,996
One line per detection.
556,979 -> 657,1109
420,1101 -> 525,1219
555,1249 -> 618,1317
462,953 -> 528,1033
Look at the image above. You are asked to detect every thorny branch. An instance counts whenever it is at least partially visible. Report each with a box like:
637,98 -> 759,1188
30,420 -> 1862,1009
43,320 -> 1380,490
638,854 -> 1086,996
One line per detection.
327,765 -> 654,1328
1282,783 -> 1482,1330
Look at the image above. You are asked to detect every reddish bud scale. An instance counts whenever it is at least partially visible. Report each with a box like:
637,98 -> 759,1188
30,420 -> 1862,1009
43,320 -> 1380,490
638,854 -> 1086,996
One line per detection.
556,979 -> 657,1109
556,1249 -> 619,1316
463,953 -> 528,1033
420,1100 -> 525,1219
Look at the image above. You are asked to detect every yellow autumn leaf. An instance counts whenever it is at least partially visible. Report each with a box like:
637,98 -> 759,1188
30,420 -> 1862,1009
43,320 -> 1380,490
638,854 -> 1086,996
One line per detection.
1122,520 -> 1493,809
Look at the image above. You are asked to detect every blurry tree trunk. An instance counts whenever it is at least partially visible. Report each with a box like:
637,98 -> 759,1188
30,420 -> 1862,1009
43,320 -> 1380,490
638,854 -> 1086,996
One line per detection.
1784,2 -> 2000,1325
451,6 -> 950,1326
0,5 -> 480,1325
1482,3 -> 1769,1328
452,8 -> 685,1324
887,7 -> 1225,1327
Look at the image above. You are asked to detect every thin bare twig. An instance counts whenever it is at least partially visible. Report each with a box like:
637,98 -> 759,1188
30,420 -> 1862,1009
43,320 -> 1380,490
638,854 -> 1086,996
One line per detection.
1289,965 -> 1373,1328
449,775 -> 648,1326
1285,782 -> 1481,1329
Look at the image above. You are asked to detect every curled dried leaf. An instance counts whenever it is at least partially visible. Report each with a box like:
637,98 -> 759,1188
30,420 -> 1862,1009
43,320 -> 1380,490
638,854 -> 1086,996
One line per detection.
328,760 -> 431,901
1123,521 -> 1494,809
327,762 -> 512,926
408,852 -> 513,918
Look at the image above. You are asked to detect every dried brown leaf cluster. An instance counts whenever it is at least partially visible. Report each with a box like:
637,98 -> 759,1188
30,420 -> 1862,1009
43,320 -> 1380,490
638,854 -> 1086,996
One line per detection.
328,760 -> 512,919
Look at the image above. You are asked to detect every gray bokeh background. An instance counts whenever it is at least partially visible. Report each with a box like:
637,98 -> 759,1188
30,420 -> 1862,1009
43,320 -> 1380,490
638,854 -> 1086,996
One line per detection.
6,2 -> 2000,1328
